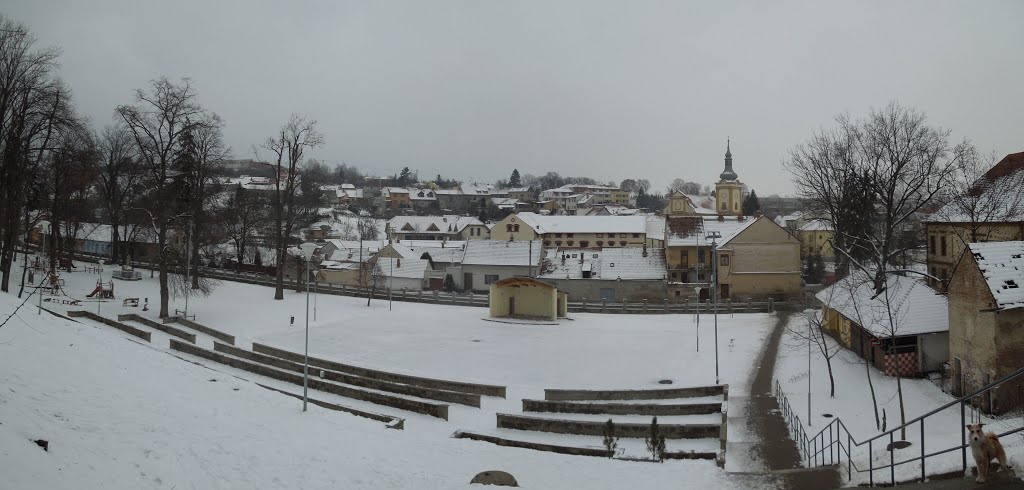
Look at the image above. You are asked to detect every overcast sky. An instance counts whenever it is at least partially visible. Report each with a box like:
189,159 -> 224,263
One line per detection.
6,1 -> 1023,195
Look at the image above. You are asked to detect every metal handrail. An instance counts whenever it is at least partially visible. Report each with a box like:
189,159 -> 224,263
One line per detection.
775,366 -> 1024,485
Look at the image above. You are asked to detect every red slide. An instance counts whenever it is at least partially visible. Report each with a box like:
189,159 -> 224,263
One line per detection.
86,285 -> 103,298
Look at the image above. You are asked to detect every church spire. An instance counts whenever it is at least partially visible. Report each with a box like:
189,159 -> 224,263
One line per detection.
719,138 -> 737,181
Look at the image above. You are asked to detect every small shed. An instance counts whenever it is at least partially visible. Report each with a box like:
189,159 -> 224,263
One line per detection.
817,272 -> 948,377
489,277 -> 567,322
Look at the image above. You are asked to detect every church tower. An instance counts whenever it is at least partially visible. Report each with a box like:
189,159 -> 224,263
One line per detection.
715,139 -> 744,215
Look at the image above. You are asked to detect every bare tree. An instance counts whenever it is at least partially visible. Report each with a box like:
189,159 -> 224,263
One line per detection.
93,124 -> 143,264
260,114 -> 323,300
223,185 -> 267,270
788,285 -> 843,398
788,102 -> 966,435
359,258 -> 386,306
180,114 -> 228,289
117,77 -> 206,317
0,16 -> 68,292
357,216 -> 379,240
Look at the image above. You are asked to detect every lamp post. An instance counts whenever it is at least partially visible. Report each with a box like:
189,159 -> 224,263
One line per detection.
806,310 -> 815,426
298,242 -> 319,412
705,231 -> 722,385
38,221 -> 51,315
693,285 -> 701,352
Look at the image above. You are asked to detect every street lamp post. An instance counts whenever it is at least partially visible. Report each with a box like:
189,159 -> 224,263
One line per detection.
706,231 -> 722,385
38,222 -> 50,315
806,310 -> 815,426
298,242 -> 319,412
693,285 -> 701,352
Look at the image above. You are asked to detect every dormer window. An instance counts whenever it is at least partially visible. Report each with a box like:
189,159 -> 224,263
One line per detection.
1006,280 -> 1020,289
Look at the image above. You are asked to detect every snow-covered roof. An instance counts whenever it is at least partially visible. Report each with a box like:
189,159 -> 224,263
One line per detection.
54,222 -> 159,244
683,194 -> 717,215
462,240 -> 542,267
539,247 -> 666,281
816,272 -> 948,337
409,189 -> 437,201
969,241 -> 1024,310
388,215 -> 483,235
799,219 -> 833,232
395,239 -> 466,249
461,182 -> 496,195
509,187 -> 532,193
374,257 -> 430,279
513,212 -> 647,234
665,216 -> 758,247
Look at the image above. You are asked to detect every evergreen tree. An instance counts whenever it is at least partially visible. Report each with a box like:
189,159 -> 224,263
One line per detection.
397,167 -> 413,186
509,169 -> 522,188
602,419 -> 618,457
645,417 -> 667,461
442,273 -> 455,292
742,189 -> 761,216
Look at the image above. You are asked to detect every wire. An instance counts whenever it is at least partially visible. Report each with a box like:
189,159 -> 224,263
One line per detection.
0,274 -> 48,330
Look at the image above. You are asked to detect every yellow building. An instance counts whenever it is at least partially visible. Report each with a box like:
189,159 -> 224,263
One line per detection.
715,140 -> 744,216
797,219 -> 835,259
490,212 -> 648,248
665,214 -> 801,300
489,277 -> 568,321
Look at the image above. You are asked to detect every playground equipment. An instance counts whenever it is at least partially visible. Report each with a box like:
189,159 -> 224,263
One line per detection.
112,265 -> 142,281
58,256 -> 76,272
123,298 -> 139,307
86,279 -> 114,299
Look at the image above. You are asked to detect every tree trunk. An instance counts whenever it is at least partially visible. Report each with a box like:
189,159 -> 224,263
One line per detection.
866,356 -> 881,430
158,223 -> 169,318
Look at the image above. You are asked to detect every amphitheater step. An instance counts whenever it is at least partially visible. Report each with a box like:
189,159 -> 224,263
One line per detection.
523,399 -> 722,416
68,310 -> 151,342
254,383 -> 404,429
251,342 -> 505,398
496,413 -> 720,439
544,385 -> 725,401
169,339 -> 449,419
454,429 -> 719,460
213,342 -> 480,407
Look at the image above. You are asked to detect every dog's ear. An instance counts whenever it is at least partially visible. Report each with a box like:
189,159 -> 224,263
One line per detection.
979,423 -> 986,427
965,424 -> 973,429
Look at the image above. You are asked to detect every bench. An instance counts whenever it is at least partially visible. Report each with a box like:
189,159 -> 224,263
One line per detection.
123,298 -> 139,307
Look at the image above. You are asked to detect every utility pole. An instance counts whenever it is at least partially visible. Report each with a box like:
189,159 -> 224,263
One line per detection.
706,231 -> 722,385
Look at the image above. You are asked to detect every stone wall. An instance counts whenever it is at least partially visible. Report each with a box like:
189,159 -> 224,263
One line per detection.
251,342 -> 505,398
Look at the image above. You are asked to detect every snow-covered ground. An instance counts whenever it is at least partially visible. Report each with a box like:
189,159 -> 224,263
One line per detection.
1,257 -> 780,489
775,312 -> 1024,486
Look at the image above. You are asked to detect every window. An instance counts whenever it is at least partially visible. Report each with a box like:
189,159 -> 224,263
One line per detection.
606,241 -> 614,247
721,255 -> 729,266
619,241 -> 627,246
671,272 -> 678,279
940,236 -> 947,256
506,224 -> 513,232
619,233 -> 626,238
929,236 -> 936,255
513,224 -> 520,232
596,240 -> 604,246
580,241 -> 589,247
681,272 -> 689,283
632,233 -> 640,238
544,240 -> 551,246
567,233 -> 574,238
721,202 -> 727,210
555,233 -> 562,238
596,233 -> 603,238
675,290 -> 681,296
484,275 -> 499,284
682,250 -> 689,262
555,241 -> 562,246
567,241 -> 574,246
698,249 -> 706,263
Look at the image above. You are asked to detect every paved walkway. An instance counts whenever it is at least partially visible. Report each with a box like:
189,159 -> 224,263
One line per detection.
727,311 -> 841,488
